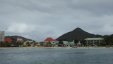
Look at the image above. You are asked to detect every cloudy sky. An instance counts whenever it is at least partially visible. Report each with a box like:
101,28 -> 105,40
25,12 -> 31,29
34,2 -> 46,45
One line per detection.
0,0 -> 113,41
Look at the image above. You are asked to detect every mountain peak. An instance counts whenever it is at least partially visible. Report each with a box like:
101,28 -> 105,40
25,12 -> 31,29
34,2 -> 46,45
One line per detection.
73,27 -> 85,32
74,27 -> 82,30
57,27 -> 102,41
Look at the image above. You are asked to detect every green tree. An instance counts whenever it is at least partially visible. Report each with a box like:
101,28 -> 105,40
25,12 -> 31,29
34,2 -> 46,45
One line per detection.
104,34 -> 113,46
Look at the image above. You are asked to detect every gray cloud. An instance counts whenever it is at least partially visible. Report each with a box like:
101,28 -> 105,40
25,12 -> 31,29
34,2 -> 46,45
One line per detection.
0,0 -> 113,41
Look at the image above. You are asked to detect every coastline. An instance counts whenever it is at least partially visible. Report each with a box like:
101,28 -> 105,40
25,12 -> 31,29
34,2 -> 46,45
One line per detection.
0,46 -> 113,49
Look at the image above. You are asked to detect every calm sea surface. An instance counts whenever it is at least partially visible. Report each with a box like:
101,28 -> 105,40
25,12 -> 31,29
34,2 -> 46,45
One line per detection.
0,47 -> 113,64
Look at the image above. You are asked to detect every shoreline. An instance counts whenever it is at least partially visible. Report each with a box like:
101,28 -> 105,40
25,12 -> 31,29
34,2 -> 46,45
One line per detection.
0,46 -> 113,49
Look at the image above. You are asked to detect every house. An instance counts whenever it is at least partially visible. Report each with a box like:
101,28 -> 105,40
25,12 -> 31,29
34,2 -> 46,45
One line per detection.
63,41 -> 75,47
44,37 -> 56,42
85,38 -> 104,46
4,38 -> 12,43
16,38 -> 24,43
44,37 -> 58,47
63,41 -> 69,46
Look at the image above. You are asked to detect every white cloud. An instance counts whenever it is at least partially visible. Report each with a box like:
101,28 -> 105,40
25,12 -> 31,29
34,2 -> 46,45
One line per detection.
7,23 -> 35,33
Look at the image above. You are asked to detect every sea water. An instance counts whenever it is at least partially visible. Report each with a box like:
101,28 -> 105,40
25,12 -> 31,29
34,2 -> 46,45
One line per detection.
0,47 -> 113,64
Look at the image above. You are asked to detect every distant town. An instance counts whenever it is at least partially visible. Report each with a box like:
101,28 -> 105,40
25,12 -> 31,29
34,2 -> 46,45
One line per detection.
0,28 -> 113,47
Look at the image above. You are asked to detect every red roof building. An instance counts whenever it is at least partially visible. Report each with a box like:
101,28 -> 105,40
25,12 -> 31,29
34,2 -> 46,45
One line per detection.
44,37 -> 56,42
4,38 -> 12,43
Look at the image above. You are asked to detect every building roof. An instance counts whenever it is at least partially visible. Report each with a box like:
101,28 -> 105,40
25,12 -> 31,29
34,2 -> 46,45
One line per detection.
85,38 -> 104,40
44,37 -> 56,42
4,38 -> 12,43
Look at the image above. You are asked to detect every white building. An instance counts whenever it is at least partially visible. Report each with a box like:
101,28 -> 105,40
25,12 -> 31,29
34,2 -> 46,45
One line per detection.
63,41 -> 75,47
85,38 -> 104,46
63,41 -> 69,46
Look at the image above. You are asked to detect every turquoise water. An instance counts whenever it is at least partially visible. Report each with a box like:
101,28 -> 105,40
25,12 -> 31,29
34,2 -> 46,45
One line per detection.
0,47 -> 113,64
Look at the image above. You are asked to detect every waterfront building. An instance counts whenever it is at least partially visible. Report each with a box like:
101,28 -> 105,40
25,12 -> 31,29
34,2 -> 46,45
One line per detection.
69,40 -> 75,46
17,38 -> 23,42
85,38 -> 104,46
44,37 -> 58,47
63,41 -> 69,46
77,41 -> 81,47
62,41 -> 75,47
44,37 -> 56,42
4,37 -> 12,43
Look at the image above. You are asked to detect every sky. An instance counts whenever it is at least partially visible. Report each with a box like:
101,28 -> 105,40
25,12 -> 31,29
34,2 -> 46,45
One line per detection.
0,0 -> 113,41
